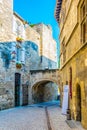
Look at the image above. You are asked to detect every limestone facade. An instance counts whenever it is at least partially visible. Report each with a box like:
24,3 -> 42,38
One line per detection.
0,0 -> 57,110
32,24 -> 57,63
55,0 -> 87,129
0,0 -> 13,42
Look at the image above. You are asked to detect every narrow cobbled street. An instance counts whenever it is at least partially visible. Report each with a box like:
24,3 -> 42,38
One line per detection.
0,101 -> 85,130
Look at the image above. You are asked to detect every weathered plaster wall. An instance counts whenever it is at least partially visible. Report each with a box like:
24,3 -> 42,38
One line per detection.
0,0 -> 57,111
0,41 -> 57,110
24,41 -> 57,70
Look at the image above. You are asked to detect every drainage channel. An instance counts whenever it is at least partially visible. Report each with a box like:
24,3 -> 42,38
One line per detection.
45,107 -> 52,130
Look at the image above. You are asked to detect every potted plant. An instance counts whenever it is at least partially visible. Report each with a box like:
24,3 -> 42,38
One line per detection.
16,61 -> 22,69
16,37 -> 23,43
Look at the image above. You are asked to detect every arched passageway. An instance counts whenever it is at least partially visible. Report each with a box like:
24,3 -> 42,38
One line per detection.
32,80 -> 60,104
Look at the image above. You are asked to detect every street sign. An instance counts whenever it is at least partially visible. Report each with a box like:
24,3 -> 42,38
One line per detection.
62,85 -> 69,115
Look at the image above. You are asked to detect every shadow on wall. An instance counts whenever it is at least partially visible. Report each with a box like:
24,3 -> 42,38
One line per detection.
24,41 -> 57,70
0,41 -> 57,110
0,41 -> 57,70
0,42 -> 12,69
32,81 -> 58,104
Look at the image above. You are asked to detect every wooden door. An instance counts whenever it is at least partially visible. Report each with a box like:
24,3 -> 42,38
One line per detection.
22,84 -> 28,105
15,73 -> 21,106
77,85 -> 81,121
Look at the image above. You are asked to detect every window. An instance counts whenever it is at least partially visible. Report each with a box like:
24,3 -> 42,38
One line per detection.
21,48 -> 25,64
80,0 -> 87,43
82,4 -> 85,20
11,42 -> 16,61
16,46 -> 25,64
16,48 -> 21,62
59,9 -> 65,24
60,53 -> 63,67
61,39 -> 66,64
63,46 -> 66,63
15,20 -> 25,38
82,23 -> 86,43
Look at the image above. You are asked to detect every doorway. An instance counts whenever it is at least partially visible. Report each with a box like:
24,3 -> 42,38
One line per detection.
22,84 -> 28,105
76,84 -> 81,121
15,73 -> 21,106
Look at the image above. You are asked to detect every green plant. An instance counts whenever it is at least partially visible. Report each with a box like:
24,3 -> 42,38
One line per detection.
29,24 -> 36,27
16,37 -> 23,42
16,61 -> 22,69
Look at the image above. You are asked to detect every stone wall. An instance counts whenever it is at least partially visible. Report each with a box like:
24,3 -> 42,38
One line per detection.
24,41 -> 57,70
0,0 -> 13,42
0,0 -> 57,111
25,26 -> 40,47
43,82 -> 58,102
12,14 -> 57,65
33,24 -> 57,62
60,44 -> 87,128
58,0 -> 87,129
0,42 -> 15,110
0,41 -> 57,110
32,82 -> 58,103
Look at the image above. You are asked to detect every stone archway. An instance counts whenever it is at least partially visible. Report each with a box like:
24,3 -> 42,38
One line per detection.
29,70 -> 61,104
76,84 -> 81,121
32,80 -> 60,104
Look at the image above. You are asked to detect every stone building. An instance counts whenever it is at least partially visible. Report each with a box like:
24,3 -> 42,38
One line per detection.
0,0 -> 57,110
0,0 -> 13,42
33,23 -> 57,69
55,0 -> 87,129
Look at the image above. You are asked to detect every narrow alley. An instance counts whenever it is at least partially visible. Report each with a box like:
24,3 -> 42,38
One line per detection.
0,101 -> 85,130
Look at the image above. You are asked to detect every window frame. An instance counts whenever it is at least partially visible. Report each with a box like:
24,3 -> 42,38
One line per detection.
80,0 -> 87,44
16,47 -> 21,62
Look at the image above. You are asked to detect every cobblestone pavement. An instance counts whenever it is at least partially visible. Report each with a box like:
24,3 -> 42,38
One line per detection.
47,106 -> 85,130
0,106 -> 48,130
0,101 -> 85,130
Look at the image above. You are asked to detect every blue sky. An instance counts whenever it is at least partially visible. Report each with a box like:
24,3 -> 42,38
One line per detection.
13,0 -> 60,44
